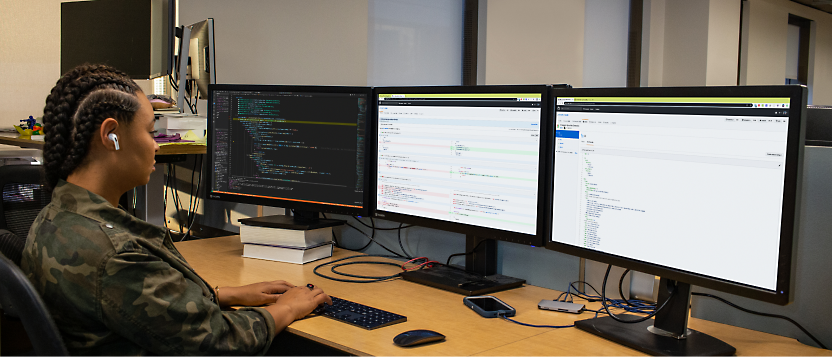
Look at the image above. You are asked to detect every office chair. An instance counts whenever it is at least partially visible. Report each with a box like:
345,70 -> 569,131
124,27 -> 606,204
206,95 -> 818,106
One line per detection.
0,253 -> 69,355
0,165 -> 49,266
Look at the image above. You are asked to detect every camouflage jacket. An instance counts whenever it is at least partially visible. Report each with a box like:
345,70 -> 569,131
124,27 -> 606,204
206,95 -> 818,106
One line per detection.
21,180 -> 275,355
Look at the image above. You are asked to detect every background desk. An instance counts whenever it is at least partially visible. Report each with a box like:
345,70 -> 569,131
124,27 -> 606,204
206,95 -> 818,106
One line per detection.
0,133 -> 206,226
174,236 -> 832,356
0,132 -> 207,155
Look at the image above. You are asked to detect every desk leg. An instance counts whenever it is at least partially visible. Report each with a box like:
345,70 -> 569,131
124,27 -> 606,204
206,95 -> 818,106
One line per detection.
134,163 -> 167,227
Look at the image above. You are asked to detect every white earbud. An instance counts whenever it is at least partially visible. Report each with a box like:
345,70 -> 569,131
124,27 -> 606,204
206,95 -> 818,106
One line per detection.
108,133 -> 120,151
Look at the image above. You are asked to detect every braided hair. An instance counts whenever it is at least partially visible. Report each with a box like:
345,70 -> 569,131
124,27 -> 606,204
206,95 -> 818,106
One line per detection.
42,64 -> 142,190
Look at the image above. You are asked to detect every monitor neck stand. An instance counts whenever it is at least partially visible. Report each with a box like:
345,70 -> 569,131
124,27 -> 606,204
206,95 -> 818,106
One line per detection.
398,235 -> 525,296
240,210 -> 345,230
575,278 -> 736,356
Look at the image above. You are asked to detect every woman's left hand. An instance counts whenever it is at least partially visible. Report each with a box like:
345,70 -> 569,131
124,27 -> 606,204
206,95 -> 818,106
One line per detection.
216,280 -> 296,307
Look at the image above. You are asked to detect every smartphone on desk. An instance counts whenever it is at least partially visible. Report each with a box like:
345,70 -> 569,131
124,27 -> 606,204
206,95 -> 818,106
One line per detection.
462,295 -> 516,318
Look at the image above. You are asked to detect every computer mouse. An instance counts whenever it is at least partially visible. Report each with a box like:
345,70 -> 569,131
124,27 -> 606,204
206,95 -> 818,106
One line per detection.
393,329 -> 445,347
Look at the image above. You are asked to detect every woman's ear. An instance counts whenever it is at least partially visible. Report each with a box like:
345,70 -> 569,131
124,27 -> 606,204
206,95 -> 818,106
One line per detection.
99,118 -> 120,151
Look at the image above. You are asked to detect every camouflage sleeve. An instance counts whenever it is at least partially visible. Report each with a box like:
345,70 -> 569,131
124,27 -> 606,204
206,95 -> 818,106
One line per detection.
97,249 -> 276,355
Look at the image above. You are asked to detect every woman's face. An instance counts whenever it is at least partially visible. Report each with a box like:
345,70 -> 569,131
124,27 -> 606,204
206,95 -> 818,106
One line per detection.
117,92 -> 160,187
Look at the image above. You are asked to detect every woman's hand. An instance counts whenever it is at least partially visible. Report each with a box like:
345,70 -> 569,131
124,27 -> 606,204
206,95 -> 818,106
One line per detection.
216,280 -> 295,307
263,285 -> 332,333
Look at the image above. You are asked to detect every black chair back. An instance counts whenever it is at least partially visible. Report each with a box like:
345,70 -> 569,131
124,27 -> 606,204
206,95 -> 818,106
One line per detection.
0,253 -> 68,355
0,165 -> 49,265
0,165 -> 49,237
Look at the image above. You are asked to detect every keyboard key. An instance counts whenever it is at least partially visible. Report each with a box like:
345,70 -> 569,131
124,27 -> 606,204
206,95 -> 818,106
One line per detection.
317,296 -> 407,330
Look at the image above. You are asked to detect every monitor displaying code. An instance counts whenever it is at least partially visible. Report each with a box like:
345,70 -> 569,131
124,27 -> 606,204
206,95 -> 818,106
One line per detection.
210,88 -> 367,208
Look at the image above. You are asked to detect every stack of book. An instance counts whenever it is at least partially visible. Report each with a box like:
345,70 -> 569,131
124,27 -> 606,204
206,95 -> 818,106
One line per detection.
239,223 -> 334,264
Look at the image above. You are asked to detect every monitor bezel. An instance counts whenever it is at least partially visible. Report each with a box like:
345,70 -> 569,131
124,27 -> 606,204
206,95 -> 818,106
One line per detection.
206,83 -> 373,217
544,85 -> 806,305
371,85 -> 552,247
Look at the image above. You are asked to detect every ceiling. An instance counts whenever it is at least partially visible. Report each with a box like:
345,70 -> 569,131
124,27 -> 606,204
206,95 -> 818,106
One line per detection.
790,0 -> 832,15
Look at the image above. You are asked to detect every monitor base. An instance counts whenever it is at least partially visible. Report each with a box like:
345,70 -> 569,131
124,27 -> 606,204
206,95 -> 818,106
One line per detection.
575,316 -> 736,356
400,265 -> 524,296
238,215 -> 345,230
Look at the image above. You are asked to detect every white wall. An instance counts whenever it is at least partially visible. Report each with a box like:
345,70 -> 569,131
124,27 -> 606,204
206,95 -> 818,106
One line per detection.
705,0 -> 741,85
0,0 -> 61,128
180,0 -> 369,87
367,0 -> 463,86
481,0 -> 585,86
641,0 -> 666,86
650,0 -> 740,87
583,0 -> 629,88
741,0 -> 832,105
741,0 -> 789,86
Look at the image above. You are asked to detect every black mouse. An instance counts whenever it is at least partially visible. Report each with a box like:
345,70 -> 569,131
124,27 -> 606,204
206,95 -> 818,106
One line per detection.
393,329 -> 445,347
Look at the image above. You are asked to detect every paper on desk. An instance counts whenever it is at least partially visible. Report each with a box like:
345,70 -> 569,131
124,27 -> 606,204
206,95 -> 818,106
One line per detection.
158,130 -> 207,146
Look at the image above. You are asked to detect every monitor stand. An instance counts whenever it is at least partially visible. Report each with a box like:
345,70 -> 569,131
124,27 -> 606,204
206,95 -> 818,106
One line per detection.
238,210 -> 345,231
575,278 -> 736,356
399,235 -> 525,295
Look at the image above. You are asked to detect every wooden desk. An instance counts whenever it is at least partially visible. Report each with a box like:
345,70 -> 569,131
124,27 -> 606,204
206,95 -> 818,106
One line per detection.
175,236 -> 832,356
0,133 -> 206,155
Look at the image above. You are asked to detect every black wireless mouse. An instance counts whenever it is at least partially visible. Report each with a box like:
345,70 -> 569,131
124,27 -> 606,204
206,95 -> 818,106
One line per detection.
393,329 -> 445,347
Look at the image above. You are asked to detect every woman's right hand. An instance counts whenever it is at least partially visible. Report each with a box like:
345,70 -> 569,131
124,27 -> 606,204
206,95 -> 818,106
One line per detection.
262,285 -> 331,332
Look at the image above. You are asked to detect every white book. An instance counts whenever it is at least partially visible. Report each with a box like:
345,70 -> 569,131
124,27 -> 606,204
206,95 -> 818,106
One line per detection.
242,242 -> 333,265
239,225 -> 332,248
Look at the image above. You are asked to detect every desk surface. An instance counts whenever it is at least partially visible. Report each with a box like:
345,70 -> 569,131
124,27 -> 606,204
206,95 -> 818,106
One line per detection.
175,236 -> 831,356
0,133 -> 206,155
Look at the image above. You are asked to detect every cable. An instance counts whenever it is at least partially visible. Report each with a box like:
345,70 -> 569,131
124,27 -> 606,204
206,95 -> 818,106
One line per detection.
553,280 -> 656,316
163,170 -> 169,230
691,293 -> 827,350
397,223 -> 412,259
180,155 -> 203,242
618,269 -> 643,308
169,163 -> 185,232
446,238 -> 492,266
351,216 -> 412,230
187,155 -> 198,228
401,257 -> 439,271
500,314 -> 574,328
313,254 -> 404,283
601,265 -> 674,324
344,221 -> 406,258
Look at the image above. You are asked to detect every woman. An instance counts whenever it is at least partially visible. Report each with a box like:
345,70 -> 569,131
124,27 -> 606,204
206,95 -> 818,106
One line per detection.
20,64 -> 331,355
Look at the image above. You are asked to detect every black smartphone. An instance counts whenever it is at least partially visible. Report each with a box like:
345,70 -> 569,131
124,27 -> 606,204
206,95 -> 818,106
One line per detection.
462,295 -> 516,318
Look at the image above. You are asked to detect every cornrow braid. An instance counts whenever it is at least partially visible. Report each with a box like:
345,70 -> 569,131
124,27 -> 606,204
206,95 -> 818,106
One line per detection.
41,64 -> 142,190
61,89 -> 141,181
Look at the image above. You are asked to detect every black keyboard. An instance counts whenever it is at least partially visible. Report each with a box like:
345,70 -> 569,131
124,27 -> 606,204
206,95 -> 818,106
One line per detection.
315,296 -> 407,330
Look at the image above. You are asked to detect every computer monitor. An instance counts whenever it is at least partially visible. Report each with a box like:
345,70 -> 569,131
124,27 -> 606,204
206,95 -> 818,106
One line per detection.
373,85 -> 553,294
188,19 -> 216,100
175,18 -> 215,113
546,85 -> 806,355
206,84 -> 372,228
61,0 -> 175,79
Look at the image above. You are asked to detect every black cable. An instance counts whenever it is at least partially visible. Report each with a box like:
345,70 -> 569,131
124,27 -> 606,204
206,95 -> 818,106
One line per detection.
170,164 -> 186,232
345,222 -> 404,257
618,269 -> 643,308
601,265 -> 674,324
319,213 -> 377,252
397,223 -> 412,259
351,216 -> 412,230
691,293 -> 827,350
187,156 -> 198,227
163,170 -> 169,230
180,155 -> 203,242
313,255 -> 403,283
446,238 -> 492,266
166,164 -> 182,232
